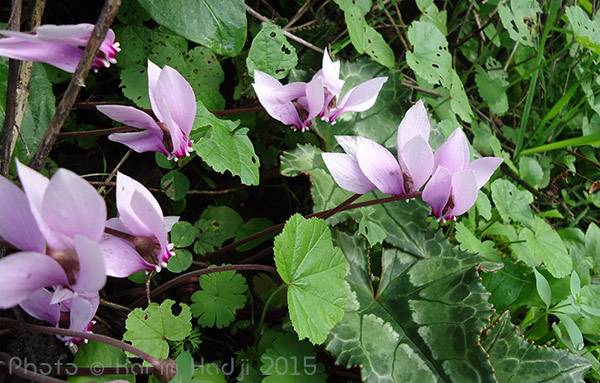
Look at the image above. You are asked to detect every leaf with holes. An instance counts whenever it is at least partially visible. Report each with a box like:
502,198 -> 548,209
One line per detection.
406,20 -> 452,86
137,0 -> 247,56
274,215 -> 348,344
566,5 -> 600,54
123,300 -> 192,360
191,103 -> 260,185
498,0 -> 542,47
246,23 -> 298,79
190,270 -> 248,328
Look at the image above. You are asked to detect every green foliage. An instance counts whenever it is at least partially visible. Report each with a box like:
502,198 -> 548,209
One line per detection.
491,179 -> 535,225
498,0 -> 542,47
161,170 -> 190,201
191,104 -> 260,185
190,270 -> 248,328
137,0 -> 247,56
123,299 -> 192,359
170,221 -> 198,248
68,342 -> 134,383
566,5 -> 600,54
274,215 -> 348,344
192,363 -> 228,383
475,66 -> 508,116
246,23 -> 298,79
482,312 -> 590,382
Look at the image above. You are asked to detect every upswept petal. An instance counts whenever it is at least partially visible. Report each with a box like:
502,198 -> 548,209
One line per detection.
434,128 -> 470,172
154,65 -> 196,136
0,252 -> 68,308
469,157 -> 503,188
116,172 -> 164,237
397,100 -> 430,148
422,166 -> 452,218
19,288 -> 60,325
253,70 -> 284,90
147,60 -> 162,115
96,105 -> 160,131
68,295 -> 98,333
322,153 -> 375,194
72,236 -> 106,293
276,82 -> 307,101
130,190 -> 168,253
35,24 -> 93,43
321,49 -> 343,95
448,170 -> 479,218
108,131 -> 166,154
99,236 -> 153,277
335,136 -> 358,157
356,137 -> 404,195
398,135 -> 434,192
41,169 -> 107,244
0,176 -> 45,252
252,84 -> 303,128
164,216 -> 180,232
335,77 -> 387,114
0,39 -> 83,72
305,76 -> 325,122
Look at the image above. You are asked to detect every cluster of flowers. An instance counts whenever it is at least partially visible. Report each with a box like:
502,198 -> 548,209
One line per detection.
322,101 -> 503,221
0,164 -> 177,343
0,24 -> 503,344
252,49 -> 388,131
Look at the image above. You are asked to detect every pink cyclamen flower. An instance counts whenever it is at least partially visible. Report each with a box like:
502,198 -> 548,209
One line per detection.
0,23 -> 119,72
100,172 -> 178,277
0,162 -> 107,342
322,100 -> 434,195
97,60 -> 197,160
422,128 -> 502,221
252,49 -> 387,131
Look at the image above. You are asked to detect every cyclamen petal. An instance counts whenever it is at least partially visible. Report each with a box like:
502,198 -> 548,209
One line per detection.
331,77 -> 388,120
0,24 -> 119,72
154,65 -> 197,137
448,170 -> 479,218
99,236 -> 154,277
356,137 -> 404,195
72,236 -> 107,294
108,131 -> 167,155
322,153 -> 375,194
0,176 -> 45,252
19,288 -> 60,326
398,135 -> 434,192
422,166 -> 452,219
397,100 -> 430,148
0,252 -> 68,308
434,128 -> 470,173
69,295 -> 98,333
469,157 -> 503,188
320,48 -> 344,96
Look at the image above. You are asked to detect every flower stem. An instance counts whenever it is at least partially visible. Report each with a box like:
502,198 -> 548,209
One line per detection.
0,317 -> 161,368
132,264 -> 277,307
256,284 -> 287,339
206,192 -> 420,260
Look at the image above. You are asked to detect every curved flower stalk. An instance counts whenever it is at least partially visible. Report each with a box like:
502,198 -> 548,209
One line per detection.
253,49 -> 387,131
422,128 -> 502,221
322,101 -> 502,219
100,172 -> 178,277
0,162 -> 107,342
97,60 -> 196,160
0,23 -> 119,72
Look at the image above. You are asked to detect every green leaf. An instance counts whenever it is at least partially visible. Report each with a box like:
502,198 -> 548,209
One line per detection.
171,221 -> 199,248
557,314 -> 585,351
342,6 -> 395,68
482,311 -> 590,382
274,215 -> 348,344
68,342 -> 134,383
234,218 -> 274,251
252,273 -> 286,309
521,133 -> 600,155
161,170 -> 190,201
167,249 -> 193,273
358,208 -> 387,246
475,66 -> 508,116
192,363 -> 227,383
327,223 -> 496,382
416,0 -> 448,35
115,25 -> 224,109
173,351 -> 194,383
406,21 -> 452,86
455,222 -> 500,261
246,23 -> 298,79
566,5 -> 600,54
137,0 -> 246,56
191,104 -> 260,185
533,268 -> 552,308
194,206 -> 243,254
123,299 -> 192,360
190,270 -> 248,328
491,179 -> 535,226
333,0 -> 371,14
518,157 -> 544,189
476,191 -> 492,220
498,0 -> 542,47
260,332 -> 326,382
523,218 -> 573,279
448,69 -> 472,123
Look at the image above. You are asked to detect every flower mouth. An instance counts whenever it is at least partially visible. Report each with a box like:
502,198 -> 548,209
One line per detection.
92,41 -> 120,70
47,247 -> 80,285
